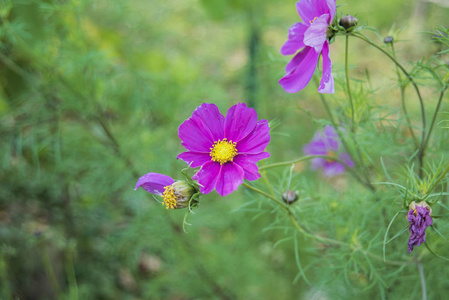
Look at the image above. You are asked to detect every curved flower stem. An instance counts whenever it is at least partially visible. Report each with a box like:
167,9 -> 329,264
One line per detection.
345,35 -> 355,131
389,42 -> 420,149
241,182 -> 410,266
348,32 -> 427,172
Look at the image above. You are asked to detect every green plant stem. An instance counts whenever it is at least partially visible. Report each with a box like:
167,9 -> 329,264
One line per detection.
428,162 -> 449,193
416,255 -> 427,300
260,154 -> 374,191
313,77 -> 374,191
349,32 -> 427,173
389,42 -> 419,149
242,182 -> 409,267
422,86 -> 447,154
345,35 -> 355,131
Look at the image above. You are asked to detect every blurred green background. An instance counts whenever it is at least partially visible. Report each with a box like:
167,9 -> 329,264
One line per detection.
1,0 -> 449,299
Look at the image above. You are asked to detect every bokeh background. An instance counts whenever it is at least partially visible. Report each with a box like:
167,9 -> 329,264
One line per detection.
1,0 -> 449,299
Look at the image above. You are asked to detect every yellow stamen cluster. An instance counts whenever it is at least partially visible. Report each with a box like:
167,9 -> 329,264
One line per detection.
162,186 -> 177,209
310,16 -> 318,24
210,138 -> 238,165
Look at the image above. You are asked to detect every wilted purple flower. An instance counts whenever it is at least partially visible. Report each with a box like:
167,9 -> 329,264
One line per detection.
303,125 -> 354,176
407,201 -> 433,252
279,0 -> 336,94
177,103 -> 270,196
135,172 -> 195,209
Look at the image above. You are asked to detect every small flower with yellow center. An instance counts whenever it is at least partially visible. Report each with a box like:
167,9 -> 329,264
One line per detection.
135,172 -> 197,210
210,138 -> 238,165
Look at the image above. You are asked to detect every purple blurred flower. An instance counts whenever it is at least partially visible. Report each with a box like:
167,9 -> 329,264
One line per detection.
279,0 -> 336,94
303,125 -> 354,176
407,201 -> 433,252
135,172 -> 195,209
177,103 -> 270,196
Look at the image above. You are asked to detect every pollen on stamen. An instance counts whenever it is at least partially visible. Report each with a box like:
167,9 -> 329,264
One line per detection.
162,186 -> 177,209
210,138 -> 238,165
310,17 -> 318,24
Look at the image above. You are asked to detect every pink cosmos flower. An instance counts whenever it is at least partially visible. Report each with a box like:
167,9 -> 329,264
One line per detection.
279,0 -> 336,94
177,103 -> 270,196
303,125 -> 354,177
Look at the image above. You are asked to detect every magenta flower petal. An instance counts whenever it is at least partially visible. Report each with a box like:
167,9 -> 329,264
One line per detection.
194,161 -> 221,194
215,162 -> 245,196
279,47 -> 320,93
178,103 -> 224,152
177,151 -> 211,168
296,0 -> 330,23
224,103 -> 258,142
281,0 -> 336,94
135,172 -> 175,195
281,23 -> 308,55
322,161 -> 346,177
303,125 -> 354,177
318,41 -> 334,93
303,14 -> 329,52
237,120 -> 271,154
326,0 -> 337,22
178,103 -> 271,196
234,152 -> 270,181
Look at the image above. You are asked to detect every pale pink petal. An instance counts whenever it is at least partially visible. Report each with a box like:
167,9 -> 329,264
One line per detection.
280,23 -> 308,55
177,151 -> 211,168
279,46 -> 320,93
224,103 -> 258,142
214,162 -> 245,196
318,41 -> 334,94
303,14 -> 329,52
326,0 -> 337,22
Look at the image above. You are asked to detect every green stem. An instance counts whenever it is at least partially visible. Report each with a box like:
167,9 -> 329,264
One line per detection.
349,33 -> 427,172
389,42 -> 420,149
242,182 -> 409,266
313,77 -> 374,191
422,86 -> 447,154
416,254 -> 427,300
345,35 -> 355,130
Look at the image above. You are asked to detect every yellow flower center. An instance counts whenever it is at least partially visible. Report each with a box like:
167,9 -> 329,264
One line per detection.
210,138 -> 238,165
162,186 -> 177,209
310,17 -> 318,24
325,151 -> 337,162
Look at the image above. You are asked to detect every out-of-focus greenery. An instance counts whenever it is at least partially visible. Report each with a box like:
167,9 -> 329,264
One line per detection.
1,0 -> 449,299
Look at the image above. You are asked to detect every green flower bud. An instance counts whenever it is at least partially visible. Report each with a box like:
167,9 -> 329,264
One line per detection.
383,36 -> 394,44
162,181 -> 197,209
282,190 -> 298,204
339,15 -> 358,30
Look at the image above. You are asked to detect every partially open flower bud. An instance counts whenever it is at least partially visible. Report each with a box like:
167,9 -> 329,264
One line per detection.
282,190 -> 298,204
407,201 -> 433,252
339,15 -> 358,30
384,36 -> 394,44
162,181 -> 196,209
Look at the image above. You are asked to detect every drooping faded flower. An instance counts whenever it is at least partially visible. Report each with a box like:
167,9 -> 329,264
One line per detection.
279,0 -> 336,94
407,201 -> 433,252
135,172 -> 196,209
303,125 -> 354,176
177,103 -> 270,196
